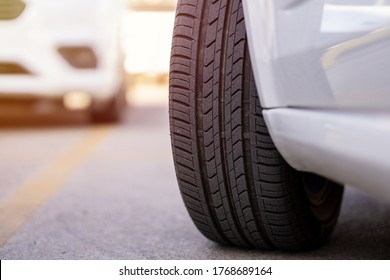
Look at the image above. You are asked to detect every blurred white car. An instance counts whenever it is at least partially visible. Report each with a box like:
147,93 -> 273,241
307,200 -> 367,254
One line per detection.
0,0 -> 127,122
169,0 -> 390,251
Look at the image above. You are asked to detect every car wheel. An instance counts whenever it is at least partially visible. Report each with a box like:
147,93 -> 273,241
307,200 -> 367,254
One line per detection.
91,81 -> 127,123
169,0 -> 344,250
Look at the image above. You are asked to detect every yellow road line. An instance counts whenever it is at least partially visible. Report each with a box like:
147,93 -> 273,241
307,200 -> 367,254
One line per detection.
0,125 -> 112,247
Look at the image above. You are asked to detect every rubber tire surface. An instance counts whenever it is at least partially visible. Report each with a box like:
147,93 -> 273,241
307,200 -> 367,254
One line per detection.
91,81 -> 127,123
169,0 -> 344,250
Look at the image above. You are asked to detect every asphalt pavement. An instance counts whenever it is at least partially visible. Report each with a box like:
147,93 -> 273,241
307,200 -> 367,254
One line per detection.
0,82 -> 390,259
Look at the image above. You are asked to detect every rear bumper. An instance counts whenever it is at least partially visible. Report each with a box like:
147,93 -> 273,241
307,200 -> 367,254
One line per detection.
264,108 -> 390,202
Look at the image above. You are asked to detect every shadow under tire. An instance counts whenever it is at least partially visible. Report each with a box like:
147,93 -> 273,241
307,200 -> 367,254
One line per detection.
169,0 -> 344,250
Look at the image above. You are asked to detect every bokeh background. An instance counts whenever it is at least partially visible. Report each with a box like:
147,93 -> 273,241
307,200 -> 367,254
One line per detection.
0,0 -> 177,123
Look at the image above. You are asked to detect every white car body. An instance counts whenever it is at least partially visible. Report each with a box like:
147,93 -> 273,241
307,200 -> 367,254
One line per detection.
0,0 -> 125,107
243,0 -> 390,201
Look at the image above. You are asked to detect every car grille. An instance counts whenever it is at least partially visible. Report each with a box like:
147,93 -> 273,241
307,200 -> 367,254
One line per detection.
0,0 -> 26,21
0,62 -> 32,75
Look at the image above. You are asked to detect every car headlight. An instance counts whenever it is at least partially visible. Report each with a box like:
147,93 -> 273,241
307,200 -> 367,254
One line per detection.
58,46 -> 98,69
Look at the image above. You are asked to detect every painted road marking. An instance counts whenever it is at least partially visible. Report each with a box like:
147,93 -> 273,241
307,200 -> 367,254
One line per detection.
0,125 -> 112,247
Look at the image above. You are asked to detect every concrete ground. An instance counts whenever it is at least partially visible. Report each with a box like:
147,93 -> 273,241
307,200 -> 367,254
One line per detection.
0,81 -> 390,260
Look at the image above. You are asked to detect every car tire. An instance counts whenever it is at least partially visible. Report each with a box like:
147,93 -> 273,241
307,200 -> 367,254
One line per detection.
91,80 -> 127,123
169,0 -> 344,250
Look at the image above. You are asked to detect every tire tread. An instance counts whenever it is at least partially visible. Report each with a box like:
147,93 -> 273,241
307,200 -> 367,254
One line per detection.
169,0 -> 342,250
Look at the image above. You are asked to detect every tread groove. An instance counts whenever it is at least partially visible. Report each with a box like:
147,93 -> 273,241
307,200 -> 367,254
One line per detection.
242,51 -> 274,248
195,0 -> 231,244
218,0 -> 252,247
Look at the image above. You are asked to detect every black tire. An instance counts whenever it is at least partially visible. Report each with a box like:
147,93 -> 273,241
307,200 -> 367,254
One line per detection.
169,0 -> 344,250
91,80 -> 127,123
